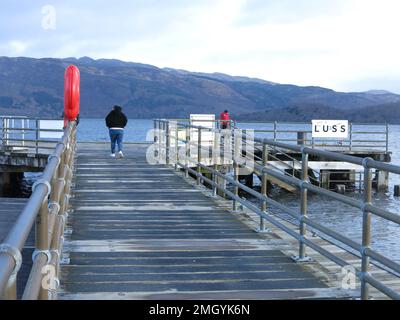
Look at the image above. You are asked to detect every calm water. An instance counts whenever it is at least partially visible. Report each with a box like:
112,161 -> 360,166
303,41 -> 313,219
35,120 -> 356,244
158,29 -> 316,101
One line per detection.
26,119 -> 400,262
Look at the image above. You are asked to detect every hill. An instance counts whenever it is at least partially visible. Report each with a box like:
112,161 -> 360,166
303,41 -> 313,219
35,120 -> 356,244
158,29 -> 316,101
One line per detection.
0,56 -> 399,121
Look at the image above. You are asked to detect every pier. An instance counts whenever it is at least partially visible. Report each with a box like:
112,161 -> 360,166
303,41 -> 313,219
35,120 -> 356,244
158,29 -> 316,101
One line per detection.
0,117 -> 64,196
0,118 -> 399,300
59,143 -> 347,300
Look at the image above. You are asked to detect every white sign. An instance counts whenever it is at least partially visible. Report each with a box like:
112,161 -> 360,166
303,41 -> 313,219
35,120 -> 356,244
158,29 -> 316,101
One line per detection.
190,114 -> 215,146
39,120 -> 64,139
312,120 -> 349,138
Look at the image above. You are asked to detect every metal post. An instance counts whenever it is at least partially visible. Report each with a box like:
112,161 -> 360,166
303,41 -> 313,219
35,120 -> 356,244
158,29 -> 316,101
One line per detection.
197,128 -> 202,185
161,121 -> 166,164
349,123 -> 353,152
260,143 -> 268,232
35,119 -> 39,155
157,120 -> 161,163
361,164 -> 373,300
3,275 -> 17,300
185,126 -> 190,178
297,132 -> 306,146
233,131 -> 240,212
296,150 -> 310,262
153,120 -> 158,161
386,123 -> 389,153
153,119 -> 156,142
212,129 -> 218,197
273,121 -> 277,141
175,123 -> 179,170
36,199 -> 50,300
166,121 -> 170,166
2,118 -> 6,148
22,119 -> 25,147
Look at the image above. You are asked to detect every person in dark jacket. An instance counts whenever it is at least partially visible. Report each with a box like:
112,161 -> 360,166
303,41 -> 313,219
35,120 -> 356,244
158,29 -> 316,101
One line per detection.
105,105 -> 128,158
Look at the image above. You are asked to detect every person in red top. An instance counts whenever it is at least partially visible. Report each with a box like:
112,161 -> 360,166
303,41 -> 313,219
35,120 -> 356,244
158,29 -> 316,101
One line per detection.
220,110 -> 230,129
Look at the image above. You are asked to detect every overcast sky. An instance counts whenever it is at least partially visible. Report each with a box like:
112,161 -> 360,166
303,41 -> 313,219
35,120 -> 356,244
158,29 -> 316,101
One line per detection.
1,0 -> 400,93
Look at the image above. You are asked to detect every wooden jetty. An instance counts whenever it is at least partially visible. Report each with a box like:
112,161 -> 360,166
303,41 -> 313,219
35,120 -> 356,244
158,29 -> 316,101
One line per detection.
59,143 -> 350,300
0,118 -> 399,301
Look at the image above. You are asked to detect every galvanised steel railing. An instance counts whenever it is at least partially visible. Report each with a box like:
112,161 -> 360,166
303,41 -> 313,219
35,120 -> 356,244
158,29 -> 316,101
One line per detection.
173,119 -> 389,153
236,121 -> 390,153
0,121 -> 77,300
1,116 -> 65,155
154,119 -> 400,300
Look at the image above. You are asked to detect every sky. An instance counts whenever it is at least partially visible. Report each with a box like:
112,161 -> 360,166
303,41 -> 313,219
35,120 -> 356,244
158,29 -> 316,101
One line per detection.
1,0 -> 400,93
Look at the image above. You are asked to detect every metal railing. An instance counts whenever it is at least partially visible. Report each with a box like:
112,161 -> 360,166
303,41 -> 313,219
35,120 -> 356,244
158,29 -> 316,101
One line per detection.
1,116 -> 65,155
172,119 -> 389,153
0,121 -> 77,300
237,121 -> 390,153
154,119 -> 400,300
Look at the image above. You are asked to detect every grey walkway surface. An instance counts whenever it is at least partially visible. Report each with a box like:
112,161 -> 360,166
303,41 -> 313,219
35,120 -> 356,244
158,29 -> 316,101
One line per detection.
59,143 -> 341,300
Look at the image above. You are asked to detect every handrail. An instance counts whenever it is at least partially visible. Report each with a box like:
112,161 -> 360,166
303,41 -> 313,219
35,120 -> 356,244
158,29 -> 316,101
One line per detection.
0,121 -> 77,300
1,117 -> 64,155
234,120 -> 389,152
154,119 -> 400,300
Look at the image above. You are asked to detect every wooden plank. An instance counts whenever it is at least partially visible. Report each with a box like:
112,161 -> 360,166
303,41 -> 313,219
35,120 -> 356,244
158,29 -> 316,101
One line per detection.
59,143 -> 354,300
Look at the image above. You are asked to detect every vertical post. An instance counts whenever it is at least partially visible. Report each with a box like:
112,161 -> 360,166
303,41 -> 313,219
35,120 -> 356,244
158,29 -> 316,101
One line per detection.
3,275 -> 17,300
212,129 -> 218,197
233,130 -> 240,212
260,143 -> 268,231
175,123 -> 179,170
35,119 -> 39,155
273,121 -> 277,141
153,120 -> 157,144
298,150 -> 309,261
153,120 -> 158,161
361,163 -> 372,300
185,126 -> 190,178
161,121 -> 166,164
197,128 -> 202,185
166,121 -> 170,166
349,123 -> 353,152
22,119 -> 25,147
385,123 -> 389,153
297,132 -> 306,146
2,118 -> 6,148
36,199 -> 50,300
157,120 -> 161,163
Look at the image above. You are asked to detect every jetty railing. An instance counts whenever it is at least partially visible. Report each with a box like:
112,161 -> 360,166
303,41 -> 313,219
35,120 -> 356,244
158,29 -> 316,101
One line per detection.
0,121 -> 77,300
1,116 -> 65,155
172,119 -> 389,153
154,119 -> 400,300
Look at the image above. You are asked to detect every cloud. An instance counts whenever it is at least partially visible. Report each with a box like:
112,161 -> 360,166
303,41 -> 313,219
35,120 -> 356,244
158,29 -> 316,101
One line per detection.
235,0 -> 349,26
0,40 -> 31,55
1,0 -> 400,93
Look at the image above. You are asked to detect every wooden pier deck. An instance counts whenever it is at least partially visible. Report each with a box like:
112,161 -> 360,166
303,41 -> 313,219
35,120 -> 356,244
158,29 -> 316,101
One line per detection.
59,143 -> 351,300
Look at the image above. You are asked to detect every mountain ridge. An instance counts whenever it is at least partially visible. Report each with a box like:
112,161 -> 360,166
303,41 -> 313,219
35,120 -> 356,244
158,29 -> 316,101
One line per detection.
0,56 -> 400,122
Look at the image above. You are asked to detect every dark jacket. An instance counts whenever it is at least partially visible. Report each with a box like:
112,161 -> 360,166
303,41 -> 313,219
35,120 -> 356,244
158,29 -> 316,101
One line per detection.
105,109 -> 128,128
